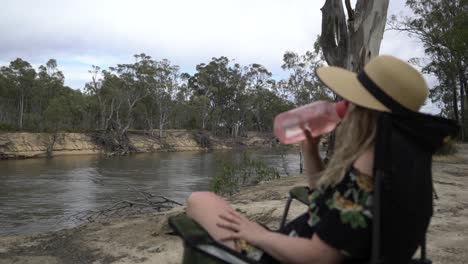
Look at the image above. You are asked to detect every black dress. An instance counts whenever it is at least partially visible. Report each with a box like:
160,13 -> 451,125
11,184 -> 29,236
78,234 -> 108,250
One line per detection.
257,166 -> 374,263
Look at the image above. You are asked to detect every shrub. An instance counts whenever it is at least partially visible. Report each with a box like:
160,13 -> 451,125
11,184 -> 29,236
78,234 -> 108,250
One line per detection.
435,137 -> 457,156
0,123 -> 16,131
211,151 -> 280,196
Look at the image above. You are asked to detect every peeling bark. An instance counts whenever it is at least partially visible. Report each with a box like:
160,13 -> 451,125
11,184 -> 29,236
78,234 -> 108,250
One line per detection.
320,0 -> 349,69
349,0 -> 389,72
320,0 -> 389,71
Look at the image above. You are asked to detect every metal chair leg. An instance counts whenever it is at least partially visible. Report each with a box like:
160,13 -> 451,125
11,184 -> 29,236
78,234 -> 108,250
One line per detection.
280,196 -> 293,230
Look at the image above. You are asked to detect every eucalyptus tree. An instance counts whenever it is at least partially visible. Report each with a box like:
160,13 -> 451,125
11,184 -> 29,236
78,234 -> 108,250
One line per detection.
0,66 -> 16,127
389,0 -> 468,139
34,59 -> 66,130
151,59 -> 185,138
228,62 -> 250,137
189,57 -> 248,136
280,42 -> 332,106
245,85 -> 293,132
86,54 -> 155,153
85,65 -> 111,130
190,94 -> 211,129
244,63 -> 290,132
167,72 -> 192,129
0,58 -> 37,130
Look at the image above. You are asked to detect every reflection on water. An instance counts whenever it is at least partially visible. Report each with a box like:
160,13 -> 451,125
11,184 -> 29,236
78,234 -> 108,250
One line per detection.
0,149 -> 301,236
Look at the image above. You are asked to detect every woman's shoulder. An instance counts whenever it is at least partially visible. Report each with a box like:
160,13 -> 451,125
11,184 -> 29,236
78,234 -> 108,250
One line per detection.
325,147 -> 375,194
352,147 -> 374,177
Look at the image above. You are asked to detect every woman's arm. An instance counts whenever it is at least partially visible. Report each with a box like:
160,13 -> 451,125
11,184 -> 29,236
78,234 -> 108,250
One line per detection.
257,232 -> 343,264
218,211 -> 342,264
301,132 -> 325,189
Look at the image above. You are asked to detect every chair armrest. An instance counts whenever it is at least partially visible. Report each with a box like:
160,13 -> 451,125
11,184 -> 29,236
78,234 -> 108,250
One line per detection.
168,214 -> 258,264
289,186 -> 311,205
280,186 -> 311,230
168,214 -> 213,244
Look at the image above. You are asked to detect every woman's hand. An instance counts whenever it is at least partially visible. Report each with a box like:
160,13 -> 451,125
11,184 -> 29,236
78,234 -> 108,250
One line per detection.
301,130 -> 321,156
216,210 -> 269,247
301,131 -> 324,189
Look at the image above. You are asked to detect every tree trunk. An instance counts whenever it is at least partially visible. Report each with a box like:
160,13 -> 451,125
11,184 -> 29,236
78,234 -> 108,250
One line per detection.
98,96 -> 106,131
320,0 -> 389,70
459,65 -> 467,141
320,0 -> 389,157
348,0 -> 389,72
459,72 -> 466,141
450,76 -> 460,123
47,132 -> 58,158
159,119 -> 164,138
464,97 -> 468,142
159,103 -> 165,138
147,120 -> 154,135
19,92 -> 24,130
320,0 -> 349,69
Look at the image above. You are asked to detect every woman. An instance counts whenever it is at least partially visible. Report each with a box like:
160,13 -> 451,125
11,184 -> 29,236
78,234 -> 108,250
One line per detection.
185,55 -> 433,263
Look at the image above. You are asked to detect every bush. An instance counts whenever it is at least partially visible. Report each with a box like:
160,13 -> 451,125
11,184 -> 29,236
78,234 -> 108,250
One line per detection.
0,123 -> 16,131
435,137 -> 457,156
211,151 -> 280,196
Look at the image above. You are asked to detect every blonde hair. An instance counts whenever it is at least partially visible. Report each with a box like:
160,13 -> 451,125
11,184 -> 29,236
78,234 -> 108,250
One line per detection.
317,104 -> 378,188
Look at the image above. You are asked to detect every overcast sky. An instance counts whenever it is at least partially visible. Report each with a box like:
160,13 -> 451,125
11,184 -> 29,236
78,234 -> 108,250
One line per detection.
0,0 -> 438,113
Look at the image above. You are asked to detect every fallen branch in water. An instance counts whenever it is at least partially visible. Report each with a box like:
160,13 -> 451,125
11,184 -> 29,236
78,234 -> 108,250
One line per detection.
126,185 -> 183,206
59,187 -> 182,225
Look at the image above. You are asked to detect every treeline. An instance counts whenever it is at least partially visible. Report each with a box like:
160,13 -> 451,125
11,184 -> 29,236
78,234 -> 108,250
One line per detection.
0,46 -> 330,139
1,0 -> 467,143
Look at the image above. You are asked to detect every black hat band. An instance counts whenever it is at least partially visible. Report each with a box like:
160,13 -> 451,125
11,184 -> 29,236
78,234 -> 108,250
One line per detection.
357,71 -> 411,114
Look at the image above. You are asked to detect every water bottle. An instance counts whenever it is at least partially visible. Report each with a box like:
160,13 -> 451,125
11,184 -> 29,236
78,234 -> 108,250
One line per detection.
274,100 -> 348,144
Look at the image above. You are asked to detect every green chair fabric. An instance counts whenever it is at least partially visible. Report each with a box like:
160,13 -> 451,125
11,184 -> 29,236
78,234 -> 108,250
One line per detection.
168,214 -> 257,264
279,186 -> 310,230
289,186 -> 310,205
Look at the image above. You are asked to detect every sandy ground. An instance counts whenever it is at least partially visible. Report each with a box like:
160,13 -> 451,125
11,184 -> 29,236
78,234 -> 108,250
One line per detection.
0,145 -> 467,264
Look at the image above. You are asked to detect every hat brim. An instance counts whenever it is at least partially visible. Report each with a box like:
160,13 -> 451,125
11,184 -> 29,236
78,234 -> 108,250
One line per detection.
316,67 -> 389,112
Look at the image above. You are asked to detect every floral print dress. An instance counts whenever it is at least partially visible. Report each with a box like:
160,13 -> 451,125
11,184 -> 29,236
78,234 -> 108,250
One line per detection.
244,166 -> 374,263
308,166 -> 374,260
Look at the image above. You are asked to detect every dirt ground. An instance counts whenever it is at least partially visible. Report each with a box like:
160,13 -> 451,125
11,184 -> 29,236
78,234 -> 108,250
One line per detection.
0,145 -> 467,264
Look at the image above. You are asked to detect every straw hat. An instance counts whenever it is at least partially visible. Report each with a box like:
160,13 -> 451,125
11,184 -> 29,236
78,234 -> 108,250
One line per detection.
316,55 -> 428,113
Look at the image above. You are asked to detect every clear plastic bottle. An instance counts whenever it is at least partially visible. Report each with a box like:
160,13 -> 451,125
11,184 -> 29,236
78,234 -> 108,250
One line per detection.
274,100 -> 348,144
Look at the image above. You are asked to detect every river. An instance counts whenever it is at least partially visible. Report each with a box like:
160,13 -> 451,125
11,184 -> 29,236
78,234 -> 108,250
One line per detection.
0,148 -> 301,236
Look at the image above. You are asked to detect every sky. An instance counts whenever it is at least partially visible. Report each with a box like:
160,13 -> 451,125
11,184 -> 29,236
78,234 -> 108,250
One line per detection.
0,0 -> 438,113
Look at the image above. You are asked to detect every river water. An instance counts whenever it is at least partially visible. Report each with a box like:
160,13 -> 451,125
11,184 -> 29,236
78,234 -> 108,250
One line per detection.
0,149 -> 301,236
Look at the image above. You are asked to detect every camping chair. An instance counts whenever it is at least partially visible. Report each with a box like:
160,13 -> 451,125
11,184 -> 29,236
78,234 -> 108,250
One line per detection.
169,186 -> 429,264
169,112 -> 459,264
168,186 -> 310,264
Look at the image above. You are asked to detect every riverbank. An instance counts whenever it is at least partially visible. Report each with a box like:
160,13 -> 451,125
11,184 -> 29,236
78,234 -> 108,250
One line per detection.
0,144 -> 467,264
0,130 -> 277,159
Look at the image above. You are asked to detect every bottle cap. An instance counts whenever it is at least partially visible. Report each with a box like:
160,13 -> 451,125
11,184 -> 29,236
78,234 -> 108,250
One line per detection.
335,101 -> 349,118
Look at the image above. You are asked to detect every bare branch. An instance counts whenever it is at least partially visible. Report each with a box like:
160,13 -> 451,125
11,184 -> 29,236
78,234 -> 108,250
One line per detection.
58,187 -> 182,225
345,0 -> 354,21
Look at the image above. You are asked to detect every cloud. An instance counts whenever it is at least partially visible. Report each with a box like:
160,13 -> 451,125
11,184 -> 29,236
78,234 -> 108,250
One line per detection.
1,0 -> 326,88
1,1 -> 323,64
1,0 -> 432,110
